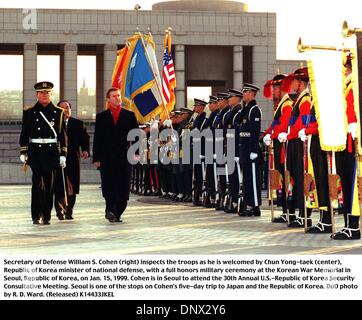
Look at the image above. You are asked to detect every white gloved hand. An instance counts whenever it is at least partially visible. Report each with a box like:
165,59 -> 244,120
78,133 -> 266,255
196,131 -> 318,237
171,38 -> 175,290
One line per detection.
20,154 -> 27,163
59,156 -> 66,168
348,122 -> 358,140
250,152 -> 258,161
298,128 -> 307,142
200,155 -> 205,160
213,154 -> 217,160
171,134 -> 177,143
163,119 -> 172,128
234,157 -> 240,162
151,120 -> 159,129
278,132 -> 288,143
263,134 -> 272,146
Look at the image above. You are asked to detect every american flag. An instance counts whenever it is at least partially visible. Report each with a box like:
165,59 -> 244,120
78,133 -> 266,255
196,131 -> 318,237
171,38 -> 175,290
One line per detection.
162,32 -> 176,106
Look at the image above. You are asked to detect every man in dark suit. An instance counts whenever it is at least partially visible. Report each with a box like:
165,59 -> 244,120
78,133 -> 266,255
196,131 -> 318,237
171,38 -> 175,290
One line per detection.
93,88 -> 139,223
54,100 -> 90,220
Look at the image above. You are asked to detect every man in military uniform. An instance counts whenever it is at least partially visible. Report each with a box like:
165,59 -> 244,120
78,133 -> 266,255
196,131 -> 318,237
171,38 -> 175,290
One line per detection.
224,89 -> 243,214
54,100 -> 90,220
213,92 -> 231,210
204,95 -> 219,207
191,98 -> 208,206
238,83 -> 262,216
333,55 -> 361,240
263,74 -> 293,223
19,81 -> 67,225
278,68 -> 313,228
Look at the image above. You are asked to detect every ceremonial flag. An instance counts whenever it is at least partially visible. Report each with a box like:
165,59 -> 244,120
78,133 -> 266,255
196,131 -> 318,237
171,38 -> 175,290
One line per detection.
160,29 -> 176,121
111,45 -> 129,89
307,51 -> 347,151
117,34 -> 164,123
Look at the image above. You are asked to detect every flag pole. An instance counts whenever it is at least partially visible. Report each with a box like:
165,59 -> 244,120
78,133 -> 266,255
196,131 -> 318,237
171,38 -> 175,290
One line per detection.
138,31 -> 174,133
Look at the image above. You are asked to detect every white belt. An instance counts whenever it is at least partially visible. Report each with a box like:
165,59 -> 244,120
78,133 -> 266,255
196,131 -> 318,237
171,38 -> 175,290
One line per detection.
226,133 -> 235,138
30,138 -> 57,144
239,132 -> 251,137
215,137 -> 223,142
206,138 -> 213,142
193,138 -> 201,142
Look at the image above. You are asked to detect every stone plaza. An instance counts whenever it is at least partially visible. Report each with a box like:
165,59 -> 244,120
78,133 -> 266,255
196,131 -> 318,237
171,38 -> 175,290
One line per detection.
1,184 -> 361,255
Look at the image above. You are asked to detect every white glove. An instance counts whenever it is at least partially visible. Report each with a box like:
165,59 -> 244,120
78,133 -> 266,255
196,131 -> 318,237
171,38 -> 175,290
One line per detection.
20,154 -> 27,163
234,157 -> 240,162
163,119 -> 172,128
151,120 -> 159,129
200,155 -> 205,160
348,122 -> 358,140
250,152 -> 258,160
171,134 -> 177,143
213,154 -> 217,160
59,156 -> 66,168
278,132 -> 288,143
263,134 -> 272,146
298,128 -> 307,142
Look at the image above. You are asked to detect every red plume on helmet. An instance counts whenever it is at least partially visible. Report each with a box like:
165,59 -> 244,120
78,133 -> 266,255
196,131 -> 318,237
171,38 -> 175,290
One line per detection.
263,74 -> 287,99
281,67 -> 309,93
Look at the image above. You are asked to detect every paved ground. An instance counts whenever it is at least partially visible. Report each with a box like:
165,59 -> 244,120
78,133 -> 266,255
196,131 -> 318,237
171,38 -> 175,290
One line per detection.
0,185 -> 361,255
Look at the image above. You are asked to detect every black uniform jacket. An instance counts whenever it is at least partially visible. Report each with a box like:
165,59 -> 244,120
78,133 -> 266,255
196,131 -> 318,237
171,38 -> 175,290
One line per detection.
19,101 -> 67,172
238,100 -> 262,164
93,108 -> 138,201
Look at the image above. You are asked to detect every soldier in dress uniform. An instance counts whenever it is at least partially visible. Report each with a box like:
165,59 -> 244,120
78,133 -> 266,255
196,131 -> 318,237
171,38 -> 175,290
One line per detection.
278,68 -> 313,228
93,88 -> 138,223
333,55 -> 361,240
19,81 -> 67,225
54,100 -> 90,220
224,89 -> 243,214
213,92 -> 231,210
204,95 -> 219,207
238,83 -> 262,217
192,98 -> 208,206
263,74 -> 293,223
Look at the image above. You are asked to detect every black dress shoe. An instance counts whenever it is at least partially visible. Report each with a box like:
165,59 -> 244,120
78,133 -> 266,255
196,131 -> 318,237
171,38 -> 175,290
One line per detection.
114,217 -> 123,223
307,222 -> 332,234
288,217 -> 312,228
56,212 -> 65,220
105,211 -> 117,222
247,207 -> 261,217
65,214 -> 74,220
272,214 -> 288,223
33,219 -> 41,225
42,220 -> 50,225
331,228 -> 361,240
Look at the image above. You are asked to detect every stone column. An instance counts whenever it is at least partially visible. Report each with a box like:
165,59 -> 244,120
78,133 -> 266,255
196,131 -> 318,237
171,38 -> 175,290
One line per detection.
63,44 -> 78,116
23,44 -> 37,108
233,45 -> 243,88
103,44 -> 117,103
175,44 -> 185,109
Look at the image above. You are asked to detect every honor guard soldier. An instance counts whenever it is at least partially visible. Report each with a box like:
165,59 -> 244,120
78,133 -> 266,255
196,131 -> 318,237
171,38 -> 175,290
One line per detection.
224,89 -> 243,214
192,98 -> 208,206
333,54 -> 361,240
263,74 -> 293,222
204,95 -> 219,207
19,81 -> 67,225
238,83 -> 262,217
213,92 -> 231,210
278,68 -> 313,228
177,107 -> 195,202
54,100 -> 90,220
